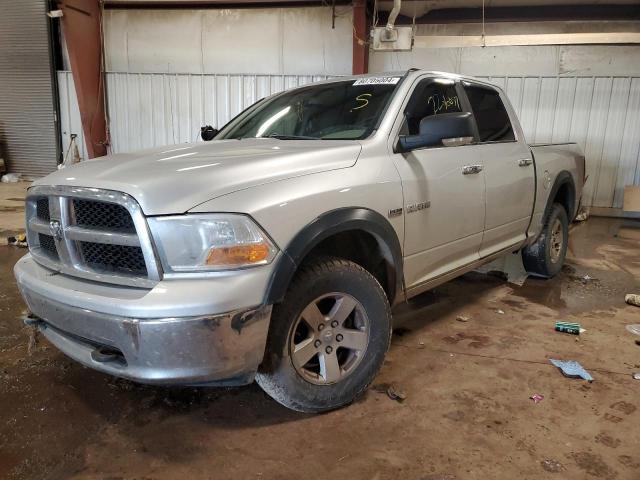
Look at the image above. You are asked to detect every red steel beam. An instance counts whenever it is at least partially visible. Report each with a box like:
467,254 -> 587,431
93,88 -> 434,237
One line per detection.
60,0 -> 108,158
352,0 -> 369,75
352,0 -> 368,75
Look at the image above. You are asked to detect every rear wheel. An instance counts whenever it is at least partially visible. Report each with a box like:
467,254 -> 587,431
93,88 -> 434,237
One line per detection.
256,257 -> 392,412
522,203 -> 568,278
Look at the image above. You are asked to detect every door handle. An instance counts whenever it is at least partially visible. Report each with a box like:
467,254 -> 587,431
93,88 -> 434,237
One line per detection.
518,158 -> 533,167
462,165 -> 483,175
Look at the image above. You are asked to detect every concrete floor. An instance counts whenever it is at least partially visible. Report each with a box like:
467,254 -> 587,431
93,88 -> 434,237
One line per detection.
1,217 -> 639,480
0,181 -> 29,239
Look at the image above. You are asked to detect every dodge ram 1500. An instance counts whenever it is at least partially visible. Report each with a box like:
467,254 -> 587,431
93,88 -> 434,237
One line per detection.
15,70 -> 584,412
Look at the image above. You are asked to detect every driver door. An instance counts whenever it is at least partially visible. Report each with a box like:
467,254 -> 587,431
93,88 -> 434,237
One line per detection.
391,77 -> 486,291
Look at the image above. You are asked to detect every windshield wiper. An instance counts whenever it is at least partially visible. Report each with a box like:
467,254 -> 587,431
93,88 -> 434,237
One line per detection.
265,133 -> 319,140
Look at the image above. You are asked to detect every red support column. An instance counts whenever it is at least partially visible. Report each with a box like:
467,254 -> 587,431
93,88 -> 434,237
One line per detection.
352,0 -> 369,75
60,0 -> 108,158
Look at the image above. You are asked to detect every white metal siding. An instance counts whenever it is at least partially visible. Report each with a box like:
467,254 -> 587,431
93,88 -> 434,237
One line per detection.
106,73 -> 331,153
0,0 -> 59,176
101,8 -> 353,76
58,71 -> 330,157
57,72 -> 89,163
58,72 -> 640,209
476,76 -> 640,208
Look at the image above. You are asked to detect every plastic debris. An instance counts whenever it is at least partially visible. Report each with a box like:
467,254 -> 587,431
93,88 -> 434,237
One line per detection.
497,309 -> 505,315
456,315 -> 470,322
541,459 -> 564,473
386,384 -> 407,403
7,233 -> 27,248
574,211 -> 588,222
626,324 -> 640,336
555,321 -> 581,335
633,373 -> 640,381
474,252 -> 529,286
530,393 -> 544,404
549,359 -> 593,382
625,294 -> 640,308
1,173 -> 21,183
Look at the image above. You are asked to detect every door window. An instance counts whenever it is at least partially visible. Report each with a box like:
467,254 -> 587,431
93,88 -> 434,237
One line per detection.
463,85 -> 515,143
402,79 -> 462,135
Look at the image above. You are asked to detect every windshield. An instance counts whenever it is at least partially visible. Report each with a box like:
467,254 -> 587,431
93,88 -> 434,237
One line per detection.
217,79 -> 401,140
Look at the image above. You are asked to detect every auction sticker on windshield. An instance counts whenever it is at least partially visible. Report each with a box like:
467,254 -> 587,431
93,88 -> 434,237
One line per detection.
353,77 -> 401,85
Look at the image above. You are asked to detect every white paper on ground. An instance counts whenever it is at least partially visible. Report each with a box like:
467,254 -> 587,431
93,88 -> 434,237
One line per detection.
474,252 -> 529,287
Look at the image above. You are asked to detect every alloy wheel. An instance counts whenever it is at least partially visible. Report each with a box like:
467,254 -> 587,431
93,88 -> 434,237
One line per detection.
289,293 -> 370,385
549,217 -> 564,264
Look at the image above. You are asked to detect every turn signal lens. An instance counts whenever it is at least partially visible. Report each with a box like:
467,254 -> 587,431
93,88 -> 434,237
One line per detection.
206,242 -> 271,266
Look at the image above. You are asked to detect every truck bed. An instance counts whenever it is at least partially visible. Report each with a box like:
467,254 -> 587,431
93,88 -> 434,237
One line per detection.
528,142 -> 585,238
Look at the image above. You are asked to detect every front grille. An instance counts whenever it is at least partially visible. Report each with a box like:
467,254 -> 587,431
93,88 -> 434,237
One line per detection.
25,187 -> 159,287
38,234 -> 58,259
36,198 -> 50,221
73,199 -> 136,233
79,242 -> 147,276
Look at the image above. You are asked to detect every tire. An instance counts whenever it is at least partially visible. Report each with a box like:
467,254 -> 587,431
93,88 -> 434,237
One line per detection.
522,203 -> 569,278
256,257 -> 392,413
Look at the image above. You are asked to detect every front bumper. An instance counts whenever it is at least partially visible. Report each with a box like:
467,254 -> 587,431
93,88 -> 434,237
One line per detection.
15,254 -> 274,386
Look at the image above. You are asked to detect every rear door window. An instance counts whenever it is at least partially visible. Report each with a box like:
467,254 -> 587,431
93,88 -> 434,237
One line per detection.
463,85 -> 515,143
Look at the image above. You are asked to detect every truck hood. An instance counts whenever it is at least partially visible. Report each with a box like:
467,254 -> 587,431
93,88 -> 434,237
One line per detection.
35,138 -> 362,215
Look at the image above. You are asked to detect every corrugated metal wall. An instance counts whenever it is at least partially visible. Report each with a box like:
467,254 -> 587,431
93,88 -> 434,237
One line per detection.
57,71 -> 330,155
0,0 -> 59,176
476,76 -> 640,209
105,72 -> 331,153
58,72 -> 640,209
102,8 -> 352,76
57,71 -> 88,163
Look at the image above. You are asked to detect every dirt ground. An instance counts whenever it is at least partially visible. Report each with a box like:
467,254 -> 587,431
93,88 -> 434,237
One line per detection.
1,217 -> 639,480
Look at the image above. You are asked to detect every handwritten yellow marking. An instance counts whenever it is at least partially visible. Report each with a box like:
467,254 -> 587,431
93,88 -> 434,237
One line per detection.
351,93 -> 372,112
427,94 -> 460,115
295,101 -> 304,121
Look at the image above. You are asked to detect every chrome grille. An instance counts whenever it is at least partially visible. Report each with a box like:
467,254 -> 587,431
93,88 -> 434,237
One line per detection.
25,186 -> 160,288
79,242 -> 147,276
38,233 -> 58,259
36,198 -> 50,221
73,199 -> 136,233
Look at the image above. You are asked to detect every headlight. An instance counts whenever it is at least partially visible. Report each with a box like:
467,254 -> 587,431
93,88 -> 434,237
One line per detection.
148,214 -> 277,272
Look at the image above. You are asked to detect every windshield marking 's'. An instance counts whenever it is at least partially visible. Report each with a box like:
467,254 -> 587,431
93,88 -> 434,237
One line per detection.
351,94 -> 372,111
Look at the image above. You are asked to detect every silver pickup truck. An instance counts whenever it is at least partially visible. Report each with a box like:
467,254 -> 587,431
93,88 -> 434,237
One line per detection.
15,70 -> 584,412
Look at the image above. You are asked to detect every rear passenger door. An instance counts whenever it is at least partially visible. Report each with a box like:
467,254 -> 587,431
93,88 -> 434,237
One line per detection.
461,82 -> 535,257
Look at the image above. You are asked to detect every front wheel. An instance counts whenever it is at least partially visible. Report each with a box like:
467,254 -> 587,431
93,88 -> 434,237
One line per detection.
522,203 -> 569,278
256,257 -> 392,413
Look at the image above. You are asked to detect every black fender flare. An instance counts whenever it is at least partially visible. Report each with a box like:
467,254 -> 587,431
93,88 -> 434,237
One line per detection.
545,171 -> 576,221
264,208 -> 404,305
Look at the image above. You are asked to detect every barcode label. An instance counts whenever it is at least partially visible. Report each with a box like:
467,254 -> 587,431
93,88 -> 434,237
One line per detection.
353,77 -> 401,86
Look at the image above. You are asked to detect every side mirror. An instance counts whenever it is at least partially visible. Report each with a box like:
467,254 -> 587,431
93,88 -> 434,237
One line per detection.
397,112 -> 475,153
200,125 -> 219,141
